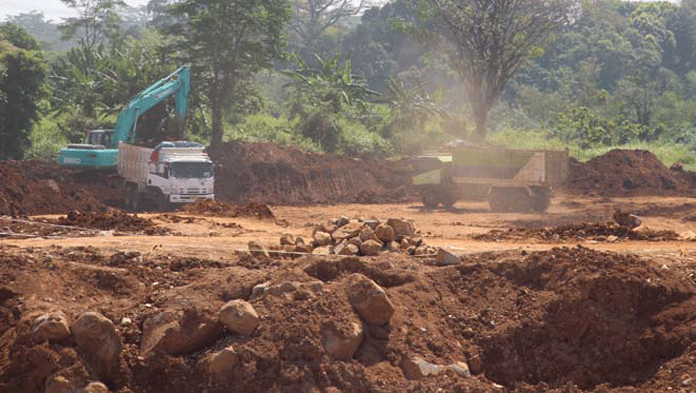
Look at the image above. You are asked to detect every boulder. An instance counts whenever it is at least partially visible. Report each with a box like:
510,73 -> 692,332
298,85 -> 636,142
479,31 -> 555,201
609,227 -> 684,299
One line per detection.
322,321 -> 364,360
71,312 -> 122,380
336,216 -> 350,227
312,230 -> 333,247
347,274 -> 394,326
359,226 -> 381,243
279,233 -> 295,245
219,300 -> 259,335
312,245 -> 332,255
374,223 -> 395,243
360,239 -> 383,256
248,240 -> 270,258
204,345 -> 239,382
79,382 -> 109,393
45,375 -> 75,393
333,222 -> 363,241
362,218 -> 381,230
334,241 -> 359,256
436,247 -> 461,266
386,218 -> 415,238
141,309 -> 224,356
315,220 -> 338,235
33,311 -> 71,341
402,356 -> 471,380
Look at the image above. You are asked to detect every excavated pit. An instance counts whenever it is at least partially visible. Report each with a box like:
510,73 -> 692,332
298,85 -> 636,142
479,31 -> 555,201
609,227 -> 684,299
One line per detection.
473,248 -> 696,389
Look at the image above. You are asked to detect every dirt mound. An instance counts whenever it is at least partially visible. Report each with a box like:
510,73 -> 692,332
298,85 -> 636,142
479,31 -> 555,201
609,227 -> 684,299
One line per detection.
1,244 -> 695,392
472,221 -> 682,242
0,161 -> 109,217
55,210 -> 170,235
179,199 -> 275,219
207,141 -> 414,205
566,149 -> 696,197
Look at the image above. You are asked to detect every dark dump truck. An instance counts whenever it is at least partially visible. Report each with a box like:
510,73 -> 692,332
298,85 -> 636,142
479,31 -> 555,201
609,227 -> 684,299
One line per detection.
411,145 -> 569,212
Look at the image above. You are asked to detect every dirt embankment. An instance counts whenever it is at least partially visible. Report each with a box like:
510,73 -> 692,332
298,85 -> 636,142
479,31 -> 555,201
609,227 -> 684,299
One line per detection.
1,245 -> 695,392
566,149 -> 696,197
3,146 -> 696,218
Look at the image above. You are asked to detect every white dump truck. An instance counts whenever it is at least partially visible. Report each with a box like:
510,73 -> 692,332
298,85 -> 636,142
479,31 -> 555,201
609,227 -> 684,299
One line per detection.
117,140 -> 214,210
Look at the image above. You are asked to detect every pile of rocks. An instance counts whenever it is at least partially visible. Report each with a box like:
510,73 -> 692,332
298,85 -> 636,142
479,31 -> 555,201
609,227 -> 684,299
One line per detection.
251,216 -> 439,257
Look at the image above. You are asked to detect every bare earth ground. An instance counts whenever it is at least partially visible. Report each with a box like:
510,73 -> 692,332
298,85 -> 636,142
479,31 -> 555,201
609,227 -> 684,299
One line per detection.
2,147 -> 696,392
2,193 -> 696,392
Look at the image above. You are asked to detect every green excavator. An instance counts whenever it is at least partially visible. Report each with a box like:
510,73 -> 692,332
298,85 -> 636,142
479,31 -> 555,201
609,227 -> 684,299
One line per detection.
57,66 -> 191,169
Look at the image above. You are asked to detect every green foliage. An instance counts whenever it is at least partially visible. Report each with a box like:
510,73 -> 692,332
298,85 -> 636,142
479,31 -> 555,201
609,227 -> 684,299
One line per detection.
225,113 -> 319,150
24,116 -> 69,161
0,25 -> 47,159
163,0 -> 293,145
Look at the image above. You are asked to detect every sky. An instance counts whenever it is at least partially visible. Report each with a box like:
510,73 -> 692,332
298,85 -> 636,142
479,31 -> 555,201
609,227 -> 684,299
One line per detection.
0,0 -> 151,22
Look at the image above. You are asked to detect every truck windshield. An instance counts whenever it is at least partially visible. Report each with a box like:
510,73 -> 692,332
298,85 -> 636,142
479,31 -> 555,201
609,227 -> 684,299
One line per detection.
170,162 -> 213,178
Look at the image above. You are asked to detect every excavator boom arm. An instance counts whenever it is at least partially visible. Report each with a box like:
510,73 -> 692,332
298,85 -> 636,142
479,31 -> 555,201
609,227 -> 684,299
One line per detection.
113,66 -> 190,144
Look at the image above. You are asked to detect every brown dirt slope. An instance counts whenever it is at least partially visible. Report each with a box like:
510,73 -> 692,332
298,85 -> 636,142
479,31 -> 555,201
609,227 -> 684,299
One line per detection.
1,245 -> 695,392
207,141 -> 413,205
566,149 -> 696,197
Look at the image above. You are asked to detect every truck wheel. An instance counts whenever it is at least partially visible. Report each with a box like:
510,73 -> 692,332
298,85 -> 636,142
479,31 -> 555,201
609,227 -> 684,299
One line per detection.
422,188 -> 439,208
531,189 -> 551,212
488,188 -> 507,212
124,187 -> 133,209
131,191 -> 141,210
157,193 -> 171,212
509,188 -> 532,212
439,190 -> 457,209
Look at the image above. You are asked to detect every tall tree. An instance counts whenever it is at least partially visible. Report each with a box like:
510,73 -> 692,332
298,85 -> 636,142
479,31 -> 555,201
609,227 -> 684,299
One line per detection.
59,0 -> 126,50
423,0 -> 573,141
291,0 -> 368,50
0,24 -> 47,159
164,0 -> 292,146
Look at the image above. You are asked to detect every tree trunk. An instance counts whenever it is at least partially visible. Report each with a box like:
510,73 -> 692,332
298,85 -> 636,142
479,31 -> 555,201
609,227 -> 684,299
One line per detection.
211,96 -> 223,146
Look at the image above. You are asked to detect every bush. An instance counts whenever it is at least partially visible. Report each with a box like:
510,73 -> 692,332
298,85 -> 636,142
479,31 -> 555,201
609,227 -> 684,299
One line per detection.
25,117 -> 68,162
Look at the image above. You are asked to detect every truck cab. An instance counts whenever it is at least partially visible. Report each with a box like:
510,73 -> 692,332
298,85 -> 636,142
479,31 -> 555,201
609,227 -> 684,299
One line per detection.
119,141 -> 214,210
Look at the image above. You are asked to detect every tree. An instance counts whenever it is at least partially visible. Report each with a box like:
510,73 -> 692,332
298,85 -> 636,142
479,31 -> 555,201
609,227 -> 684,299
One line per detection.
423,0 -> 573,141
291,0 -> 368,51
59,0 -> 126,50
164,0 -> 292,146
0,24 -> 47,159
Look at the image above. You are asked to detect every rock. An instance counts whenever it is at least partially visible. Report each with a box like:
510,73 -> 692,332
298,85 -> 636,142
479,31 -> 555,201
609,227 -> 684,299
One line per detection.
436,247 -> 461,266
348,236 -> 362,247
362,218 -> 381,230
279,233 -> 295,245
79,382 -> 109,393
402,357 -> 470,380
312,230 -> 333,247
295,236 -> 306,245
33,311 -> 71,341
360,239 -> 383,256
316,220 -> 338,235
333,222 -> 363,241
448,361 -> 471,377
386,241 -> 399,252
71,312 -> 122,380
613,210 -> 641,229
374,223 -> 395,243
248,240 -> 270,257
335,241 -> 359,256
219,300 -> 259,335
359,226 -> 381,243
468,353 -> 483,374
335,216 -> 350,227
387,218 -> 415,238
413,246 -> 429,256
321,321 -> 364,360
267,281 -> 299,297
406,245 -> 416,255
141,309 -> 224,356
251,282 -> 270,298
347,274 -> 394,326
45,375 -> 75,393
312,245 -> 332,255
204,345 -> 239,381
